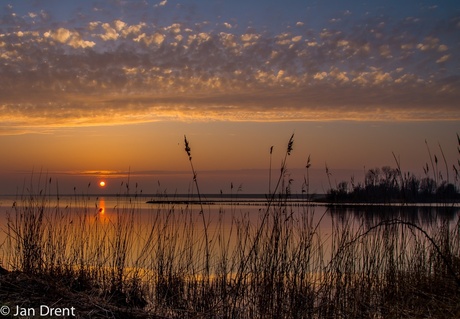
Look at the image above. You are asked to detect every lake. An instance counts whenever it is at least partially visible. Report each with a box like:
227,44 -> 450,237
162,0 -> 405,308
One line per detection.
0,193 -> 459,317
1,193 -> 457,274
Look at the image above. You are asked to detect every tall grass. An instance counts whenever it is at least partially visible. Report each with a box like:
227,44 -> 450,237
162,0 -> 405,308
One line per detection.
1,135 -> 459,318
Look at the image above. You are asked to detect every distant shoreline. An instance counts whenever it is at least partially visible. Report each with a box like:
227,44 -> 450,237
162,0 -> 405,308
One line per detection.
1,193 -> 457,207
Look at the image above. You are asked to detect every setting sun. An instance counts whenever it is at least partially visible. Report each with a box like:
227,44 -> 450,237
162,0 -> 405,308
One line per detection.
99,181 -> 106,187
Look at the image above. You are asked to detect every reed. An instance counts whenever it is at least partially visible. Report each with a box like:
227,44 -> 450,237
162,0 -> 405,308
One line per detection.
1,134 -> 459,318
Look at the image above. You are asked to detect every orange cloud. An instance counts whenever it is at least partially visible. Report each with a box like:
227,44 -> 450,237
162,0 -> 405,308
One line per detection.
0,8 -> 458,135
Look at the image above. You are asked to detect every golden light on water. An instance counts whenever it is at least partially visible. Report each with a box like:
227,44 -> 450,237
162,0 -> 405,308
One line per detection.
98,198 -> 105,215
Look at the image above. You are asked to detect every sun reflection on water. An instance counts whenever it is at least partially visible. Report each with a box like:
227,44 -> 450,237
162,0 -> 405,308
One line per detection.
98,197 -> 105,214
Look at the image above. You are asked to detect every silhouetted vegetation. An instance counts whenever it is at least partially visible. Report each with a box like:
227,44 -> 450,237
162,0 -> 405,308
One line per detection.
326,136 -> 460,204
326,165 -> 460,203
0,134 -> 459,318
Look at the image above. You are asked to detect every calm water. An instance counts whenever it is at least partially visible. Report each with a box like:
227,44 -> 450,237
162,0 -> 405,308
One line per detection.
0,194 -> 458,272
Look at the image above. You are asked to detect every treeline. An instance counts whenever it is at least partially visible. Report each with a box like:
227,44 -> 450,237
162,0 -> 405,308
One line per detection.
326,166 -> 460,203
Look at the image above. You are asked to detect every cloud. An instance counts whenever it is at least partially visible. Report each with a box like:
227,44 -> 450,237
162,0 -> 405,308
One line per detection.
44,28 -> 96,48
0,7 -> 459,134
100,22 -> 119,40
222,22 -> 232,29
134,32 -> 165,45
154,0 -> 168,7
436,54 -> 450,63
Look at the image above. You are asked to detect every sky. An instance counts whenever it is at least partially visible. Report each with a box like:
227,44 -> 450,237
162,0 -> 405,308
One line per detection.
0,0 -> 459,195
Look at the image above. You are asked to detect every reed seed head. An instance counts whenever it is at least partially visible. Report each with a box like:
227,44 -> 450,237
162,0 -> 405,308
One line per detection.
306,155 -> 311,168
184,135 -> 192,160
287,133 -> 294,155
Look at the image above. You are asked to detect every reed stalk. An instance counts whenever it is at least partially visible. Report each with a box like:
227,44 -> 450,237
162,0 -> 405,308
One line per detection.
184,135 -> 210,282
1,135 -> 459,318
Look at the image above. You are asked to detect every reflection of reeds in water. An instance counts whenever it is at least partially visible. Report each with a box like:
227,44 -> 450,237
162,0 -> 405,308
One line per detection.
2,135 -> 460,318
